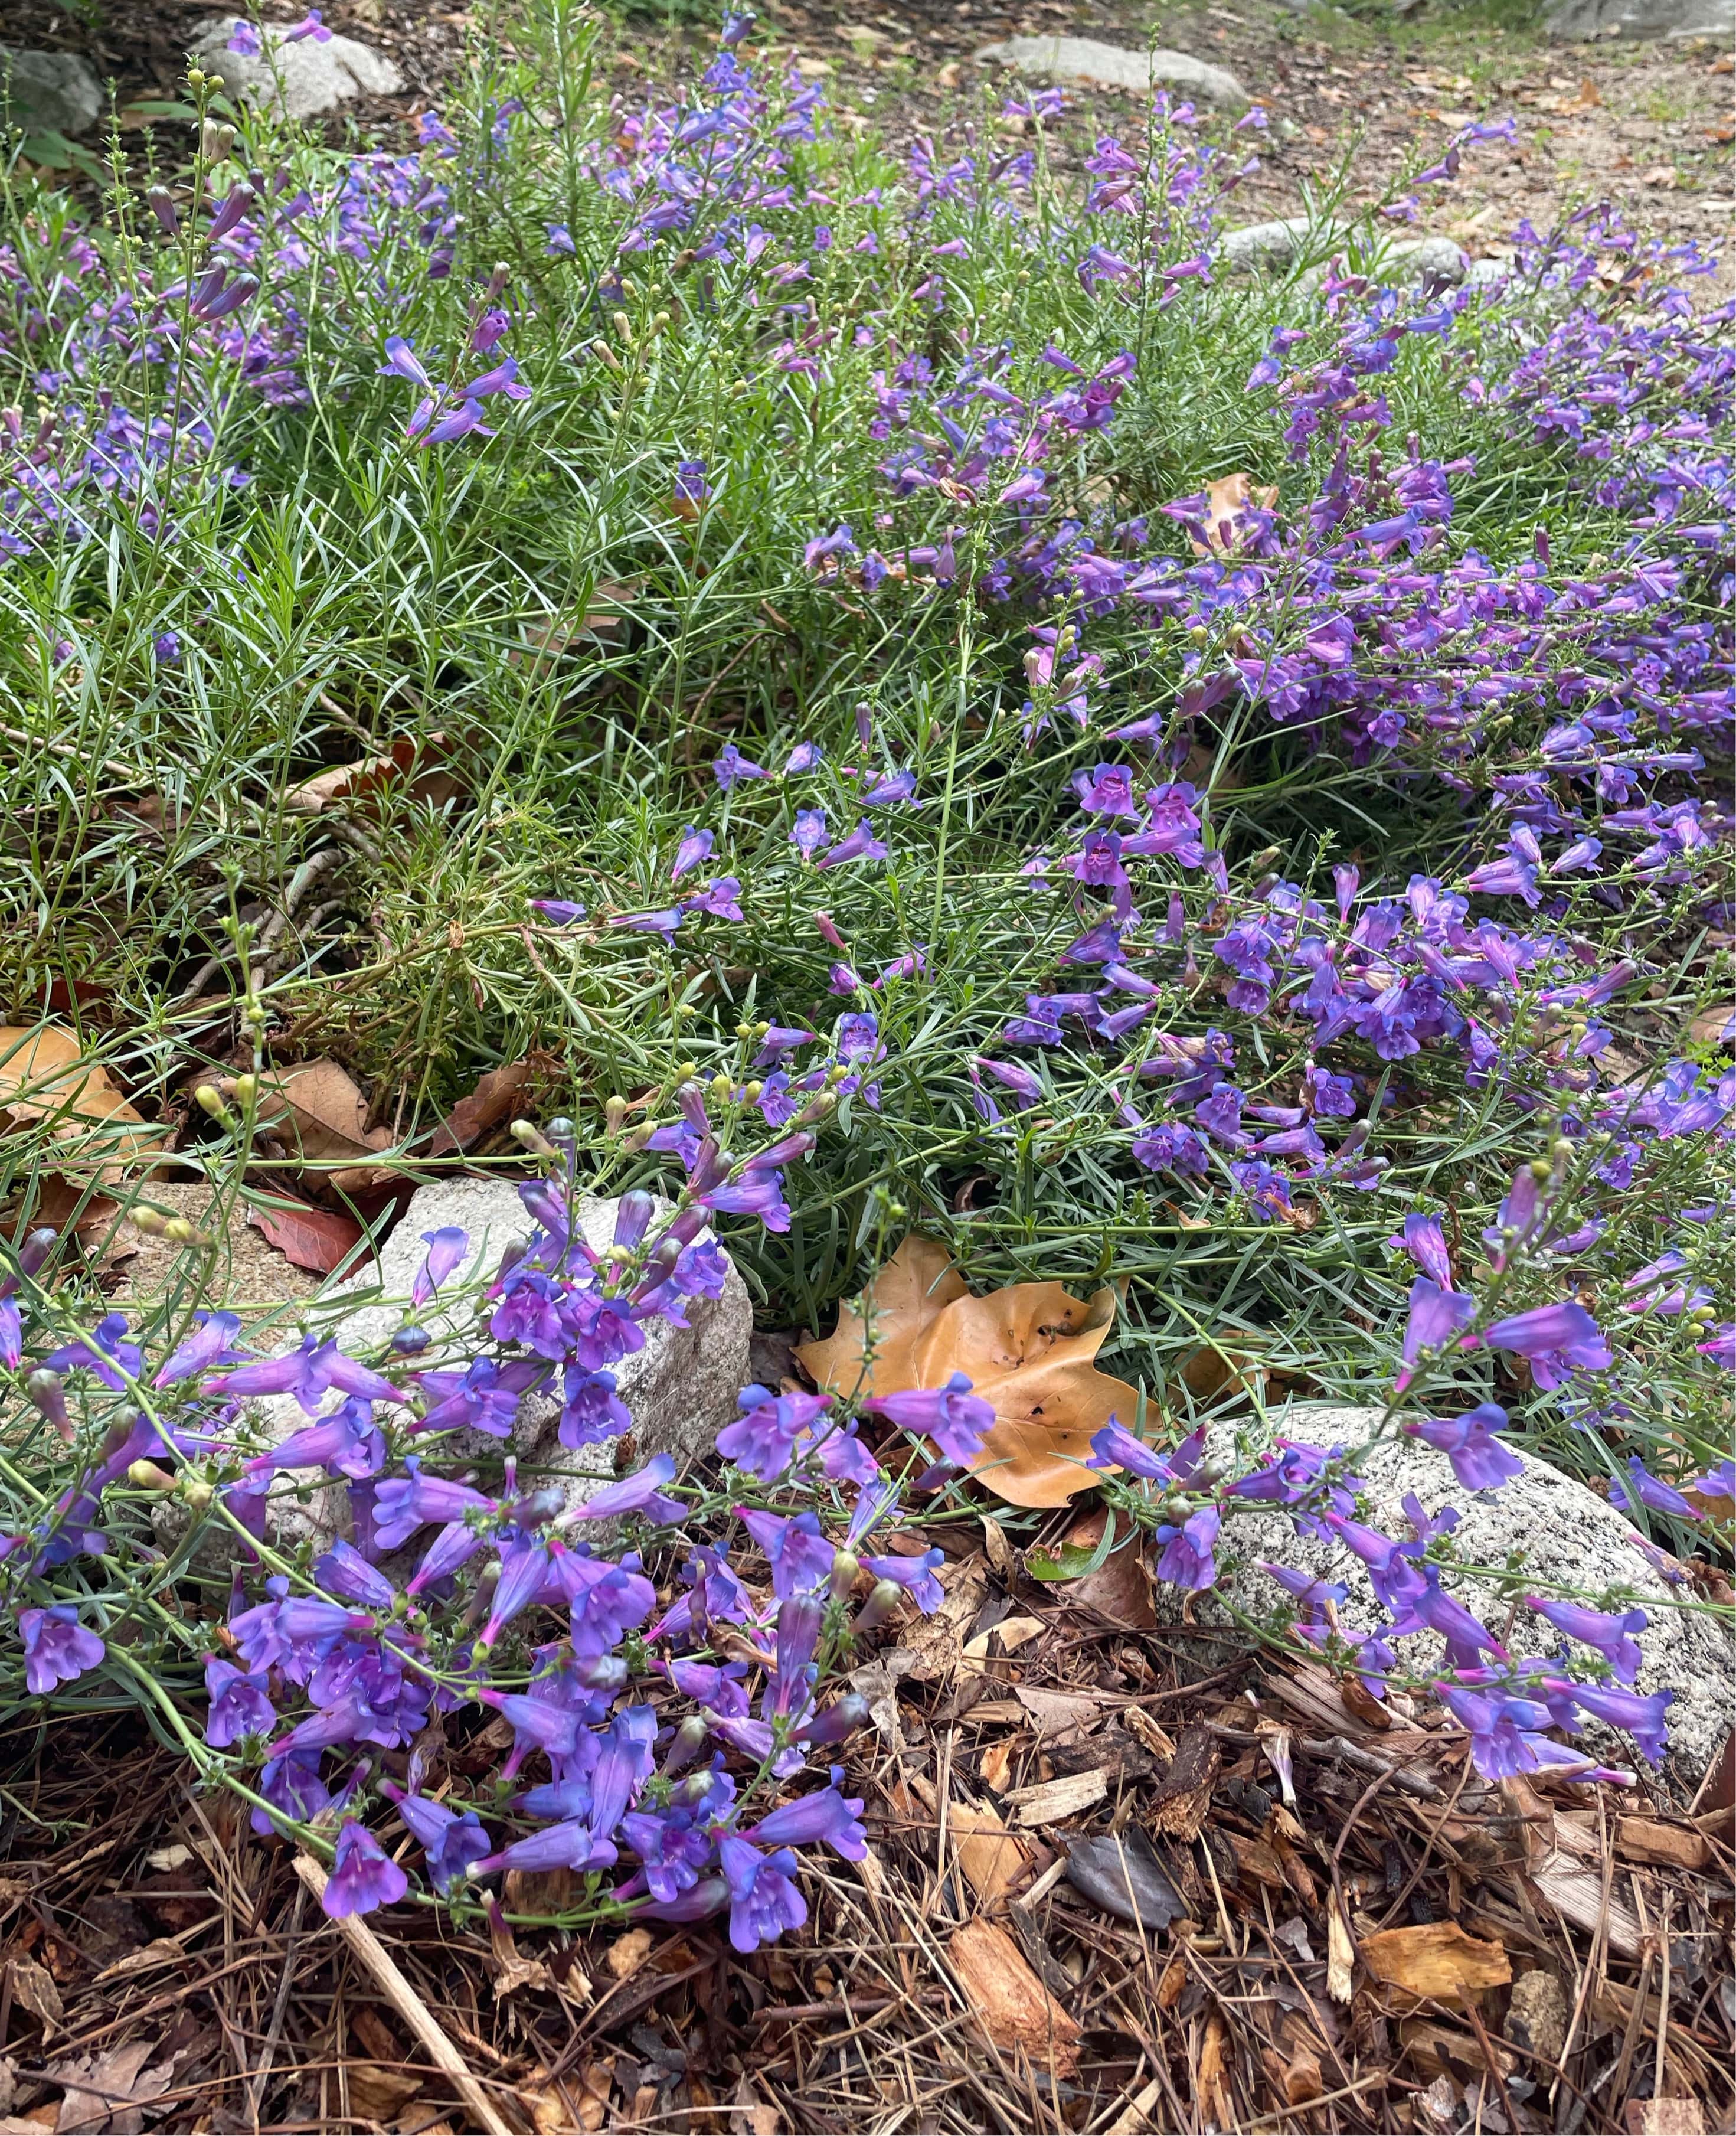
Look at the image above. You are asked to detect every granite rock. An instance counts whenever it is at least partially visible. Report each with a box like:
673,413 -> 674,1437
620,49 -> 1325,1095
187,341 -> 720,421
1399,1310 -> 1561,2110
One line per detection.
975,35 -> 1248,110
0,47 -> 103,136
249,1176 -> 751,1547
1158,1403 -> 1736,1784
189,17 -> 403,120
1545,0 -> 1735,37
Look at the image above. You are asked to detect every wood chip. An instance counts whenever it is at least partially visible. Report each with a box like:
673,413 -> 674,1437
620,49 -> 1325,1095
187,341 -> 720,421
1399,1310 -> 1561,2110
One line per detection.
949,1799 -> 1034,1909
1148,1726 -> 1221,1841
947,1918 -> 1081,2075
1002,1769 -> 1109,1826
1359,1922 -> 1512,2003
1616,1818 -> 1711,1872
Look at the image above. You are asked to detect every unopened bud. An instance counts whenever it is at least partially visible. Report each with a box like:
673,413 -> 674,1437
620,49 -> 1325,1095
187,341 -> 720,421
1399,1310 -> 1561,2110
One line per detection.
603,1095 -> 628,1137
548,1115 -> 576,1143
130,1207 -> 169,1236
665,1714 -> 710,1774
18,1228 -> 57,1276
392,1325 -> 431,1355
177,1472 -> 215,1510
612,310 -> 634,345
146,185 -> 179,237
829,1549 -> 860,1600
230,1073 -> 257,1108
194,1083 -> 231,1122
25,1369 -> 73,1443
509,1118 -> 558,1156
854,1578 -> 904,1635
1529,1157 -> 1552,1182
709,1072 -> 733,1099
127,1459 -> 178,1492
590,338 -> 624,375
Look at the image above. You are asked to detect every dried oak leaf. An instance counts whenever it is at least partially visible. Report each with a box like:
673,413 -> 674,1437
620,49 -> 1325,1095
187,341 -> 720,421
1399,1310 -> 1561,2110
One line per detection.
286,733 -> 461,816
0,1026 -> 161,1185
247,1198 -> 368,1277
253,1060 -> 392,1165
797,1234 -> 1140,1507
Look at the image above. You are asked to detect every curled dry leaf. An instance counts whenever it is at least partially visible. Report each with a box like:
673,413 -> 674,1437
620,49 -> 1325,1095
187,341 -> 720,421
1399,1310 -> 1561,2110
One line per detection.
796,1234 -> 1142,1507
0,1025 -> 161,1185
253,1060 -> 393,1165
286,733 -> 461,816
247,1198 -> 369,1277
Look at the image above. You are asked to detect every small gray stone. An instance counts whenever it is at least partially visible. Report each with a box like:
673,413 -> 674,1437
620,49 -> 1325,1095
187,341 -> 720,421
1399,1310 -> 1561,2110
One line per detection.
0,47 -> 103,137
975,35 -> 1248,111
1545,0 -> 1734,36
189,17 -> 403,121
1463,256 -> 1514,292
1220,215 -> 1345,272
249,1176 -> 750,1548
1385,234 -> 1470,286
1160,1404 -> 1736,1785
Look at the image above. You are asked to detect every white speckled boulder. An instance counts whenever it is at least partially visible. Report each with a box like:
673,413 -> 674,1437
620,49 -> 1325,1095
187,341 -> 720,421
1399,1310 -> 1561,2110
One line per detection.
190,17 -> 402,120
975,35 -> 1248,110
1157,1403 -> 1736,1784
249,1177 -> 750,1547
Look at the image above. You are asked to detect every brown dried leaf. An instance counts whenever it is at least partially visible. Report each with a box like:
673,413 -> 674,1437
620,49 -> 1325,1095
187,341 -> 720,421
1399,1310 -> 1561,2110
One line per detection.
344,2065 -> 422,2121
1689,1002 -> 1736,1051
795,1234 -> 967,1405
800,1236 -> 1142,1507
6,1954 -> 63,2031
254,1059 -> 391,1164
286,733 -> 460,816
427,1059 -> 535,1157
48,2039 -> 172,2136
247,1199 -> 368,1276
0,1027 -> 159,1184
1359,1922 -> 1511,2004
947,1918 -> 1081,2074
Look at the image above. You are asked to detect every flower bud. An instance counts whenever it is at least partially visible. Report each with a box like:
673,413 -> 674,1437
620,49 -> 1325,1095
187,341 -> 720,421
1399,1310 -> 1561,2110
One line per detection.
392,1325 -> 431,1355
509,1118 -> 558,1156
146,185 -> 179,236
665,1714 -> 710,1774
829,1549 -> 860,1599
612,311 -> 634,345
194,1083 -> 231,1122
163,1218 -> 204,1245
603,1095 -> 628,1137
590,338 -> 624,375
804,1692 -> 870,1746
1529,1157 -> 1552,1183
230,1073 -> 257,1108
25,1369 -> 73,1443
130,1207 -> 169,1236
547,1116 -> 576,1144
18,1228 -> 57,1276
177,1472 -> 215,1510
853,1578 -> 904,1635
127,1459 -> 178,1492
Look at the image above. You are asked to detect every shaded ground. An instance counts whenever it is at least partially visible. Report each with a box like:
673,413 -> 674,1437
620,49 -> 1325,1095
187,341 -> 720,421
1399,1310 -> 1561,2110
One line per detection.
8,0 -> 1733,277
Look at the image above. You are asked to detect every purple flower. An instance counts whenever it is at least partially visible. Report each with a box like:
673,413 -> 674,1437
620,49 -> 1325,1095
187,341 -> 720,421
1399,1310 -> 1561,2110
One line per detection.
155,1311 -> 247,1387
859,1547 -> 944,1614
411,1226 -> 469,1308
322,1821 -> 408,1918
283,8 -> 332,41
44,1312 -> 142,1392
1153,1505 -> 1220,1591
530,897 -> 586,925
379,336 -> 433,390
380,1783 -> 490,1894
1397,1279 -> 1476,1391
1088,1420 -> 1202,1484
863,1373 -> 993,1465
207,1335 -> 403,1415
1405,1403 -> 1522,1492
714,744 -> 767,790
718,1835 -> 807,1952
567,1453 -> 689,1526
671,826 -> 715,881
816,819 -> 888,870
204,1657 -> 275,1748
736,1507 -> 835,1599
1527,1597 -> 1646,1683
1610,1457 -> 1698,1521
19,1605 -> 105,1695
417,400 -> 493,448
1400,1214 -> 1452,1290
1553,1679 -> 1672,1762
457,356 -> 529,403
746,1768 -> 868,1859
790,808 -> 828,860
1484,1301 -> 1611,1389
227,18 -> 261,55
716,1384 -> 833,1483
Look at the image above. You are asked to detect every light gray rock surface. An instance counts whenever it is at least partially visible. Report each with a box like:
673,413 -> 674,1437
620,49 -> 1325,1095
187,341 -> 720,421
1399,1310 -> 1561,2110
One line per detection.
1545,0 -> 1734,36
975,35 -> 1248,110
1160,1403 -> 1736,1784
1385,235 -> 1470,286
0,47 -> 103,136
190,17 -> 403,120
249,1177 -> 750,1547
1220,215 -> 1346,272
